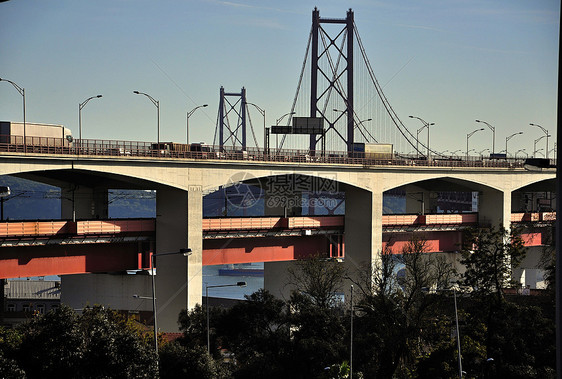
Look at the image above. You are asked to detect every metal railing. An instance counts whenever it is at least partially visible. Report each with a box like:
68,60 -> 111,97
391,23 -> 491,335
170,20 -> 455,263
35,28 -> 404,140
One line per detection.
0,134 -> 554,169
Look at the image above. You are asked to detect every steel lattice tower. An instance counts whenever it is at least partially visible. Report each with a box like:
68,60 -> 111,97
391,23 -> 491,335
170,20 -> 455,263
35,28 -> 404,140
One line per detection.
309,8 -> 354,153
218,86 -> 247,151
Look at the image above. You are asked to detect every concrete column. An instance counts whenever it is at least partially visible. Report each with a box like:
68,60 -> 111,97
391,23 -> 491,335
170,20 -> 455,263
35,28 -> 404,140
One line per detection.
264,261 -> 294,300
344,184 -> 382,273
61,185 -> 108,220
479,188 -> 510,229
155,186 -> 202,332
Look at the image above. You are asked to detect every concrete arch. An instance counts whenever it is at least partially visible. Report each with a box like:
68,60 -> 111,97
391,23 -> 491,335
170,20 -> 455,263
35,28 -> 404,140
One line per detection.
512,177 -> 556,193
382,175 -> 502,194
200,166 -> 375,194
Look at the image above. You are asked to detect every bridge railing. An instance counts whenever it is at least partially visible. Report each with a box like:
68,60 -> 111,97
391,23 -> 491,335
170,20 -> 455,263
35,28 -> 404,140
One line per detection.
1,134 -> 553,169
382,213 -> 479,227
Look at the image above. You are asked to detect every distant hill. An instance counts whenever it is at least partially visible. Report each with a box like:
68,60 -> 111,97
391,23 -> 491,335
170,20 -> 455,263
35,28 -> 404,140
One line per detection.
0,176 -> 60,220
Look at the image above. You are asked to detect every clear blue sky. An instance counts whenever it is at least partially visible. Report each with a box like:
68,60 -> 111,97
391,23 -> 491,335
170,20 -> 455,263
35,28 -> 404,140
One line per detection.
1,0 -> 559,156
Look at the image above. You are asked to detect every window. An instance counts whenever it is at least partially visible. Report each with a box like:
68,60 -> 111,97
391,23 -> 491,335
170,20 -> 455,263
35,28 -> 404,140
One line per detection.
37,304 -> 45,314
7,304 -> 15,312
22,304 -> 30,312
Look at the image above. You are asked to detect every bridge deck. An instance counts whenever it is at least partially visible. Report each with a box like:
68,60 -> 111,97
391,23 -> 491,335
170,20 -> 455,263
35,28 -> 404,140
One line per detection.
0,136 -> 544,169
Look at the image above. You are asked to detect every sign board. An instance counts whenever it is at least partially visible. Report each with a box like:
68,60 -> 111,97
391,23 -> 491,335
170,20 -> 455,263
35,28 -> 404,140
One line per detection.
292,117 -> 323,134
270,117 -> 324,135
270,125 -> 292,134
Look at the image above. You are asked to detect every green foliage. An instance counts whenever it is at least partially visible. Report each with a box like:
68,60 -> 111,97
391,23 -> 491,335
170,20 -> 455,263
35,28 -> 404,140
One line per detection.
460,225 -> 526,301
1,305 -> 157,378
171,236 -> 554,378
351,235 -> 457,378
159,342 -> 228,379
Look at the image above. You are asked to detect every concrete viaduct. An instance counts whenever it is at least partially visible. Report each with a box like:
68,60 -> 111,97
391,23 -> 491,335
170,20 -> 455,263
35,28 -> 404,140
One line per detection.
0,151 -> 555,330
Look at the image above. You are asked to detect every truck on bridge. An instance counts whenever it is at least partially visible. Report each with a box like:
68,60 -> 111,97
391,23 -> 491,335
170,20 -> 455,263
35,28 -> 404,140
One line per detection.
0,121 -> 73,148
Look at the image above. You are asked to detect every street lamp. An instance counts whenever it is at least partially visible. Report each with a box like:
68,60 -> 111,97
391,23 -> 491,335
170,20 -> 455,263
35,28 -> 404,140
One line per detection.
0,78 -> 25,151
206,281 -> 247,353
145,248 -> 192,357
478,148 -> 490,159
532,134 -> 549,158
246,102 -> 266,154
534,148 -> 545,157
409,116 -> 434,160
79,95 -> 102,151
452,288 -> 462,379
529,123 -> 549,159
133,91 -> 160,146
275,111 -> 295,151
186,104 -> 208,144
475,120 -> 495,155
505,132 -> 523,157
515,149 -> 528,159
350,285 -> 354,379
423,287 -> 463,378
466,128 -> 484,159
451,149 -> 461,157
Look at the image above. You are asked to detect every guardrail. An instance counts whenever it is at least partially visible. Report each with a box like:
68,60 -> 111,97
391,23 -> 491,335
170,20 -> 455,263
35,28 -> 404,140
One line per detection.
0,212 -> 554,238
202,216 -> 345,231
382,213 -> 479,227
511,212 -> 556,223
0,219 -> 155,238
0,134 -> 549,169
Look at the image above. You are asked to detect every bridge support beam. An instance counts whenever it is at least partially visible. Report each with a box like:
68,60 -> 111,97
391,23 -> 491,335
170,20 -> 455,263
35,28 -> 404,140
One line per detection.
155,186 -> 202,332
61,185 -> 108,220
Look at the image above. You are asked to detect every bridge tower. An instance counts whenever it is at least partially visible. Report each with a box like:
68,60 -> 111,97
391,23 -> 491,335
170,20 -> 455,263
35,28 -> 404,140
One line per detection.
309,8 -> 354,153
218,86 -> 247,151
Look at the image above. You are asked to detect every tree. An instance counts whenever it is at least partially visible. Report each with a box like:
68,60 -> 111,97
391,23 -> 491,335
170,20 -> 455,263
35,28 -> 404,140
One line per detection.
460,224 -> 526,302
159,342 -> 228,379
218,289 -> 292,378
350,235 -> 457,377
286,255 -> 347,308
7,305 -> 157,378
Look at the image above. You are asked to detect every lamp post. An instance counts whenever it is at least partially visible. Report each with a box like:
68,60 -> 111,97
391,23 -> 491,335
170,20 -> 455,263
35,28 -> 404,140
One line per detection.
451,149 -> 461,158
133,91 -> 160,146
475,120 -> 495,155
409,116 -> 434,160
350,284 -> 354,379
530,123 -> 549,159
275,111 -> 295,152
515,149 -> 528,159
186,104 -> 208,144
478,148 -> 490,159
246,102 -> 266,154
0,78 -> 25,151
423,287 -> 463,378
534,148 -> 544,157
532,135 -> 548,158
452,288 -> 463,379
505,132 -> 523,157
146,248 -> 192,357
466,128 -> 484,159
79,95 -> 102,152
206,281 -> 247,353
